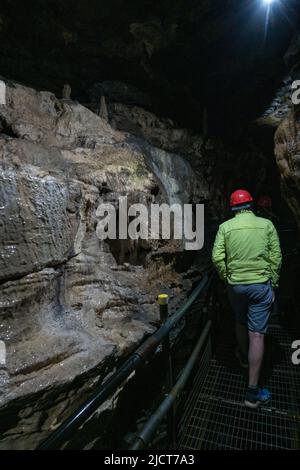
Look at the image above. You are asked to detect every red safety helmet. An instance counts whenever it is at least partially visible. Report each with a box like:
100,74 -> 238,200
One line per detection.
257,195 -> 272,208
230,189 -> 253,208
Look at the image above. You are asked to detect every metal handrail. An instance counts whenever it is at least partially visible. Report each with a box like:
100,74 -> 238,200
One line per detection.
130,320 -> 212,450
38,269 -> 213,450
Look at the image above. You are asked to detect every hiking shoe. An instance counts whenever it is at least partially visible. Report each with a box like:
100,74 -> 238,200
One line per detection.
244,387 -> 271,409
235,348 -> 248,368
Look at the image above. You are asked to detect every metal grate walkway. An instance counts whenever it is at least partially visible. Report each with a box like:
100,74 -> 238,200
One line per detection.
179,324 -> 300,450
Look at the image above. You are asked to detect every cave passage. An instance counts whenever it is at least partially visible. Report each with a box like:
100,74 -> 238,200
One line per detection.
0,0 -> 300,453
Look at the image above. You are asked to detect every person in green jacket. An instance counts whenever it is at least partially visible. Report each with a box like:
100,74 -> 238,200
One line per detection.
212,189 -> 282,408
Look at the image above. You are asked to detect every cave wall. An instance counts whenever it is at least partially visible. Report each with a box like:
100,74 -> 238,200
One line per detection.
0,78 -> 216,449
259,33 -> 300,230
0,0 -> 295,135
0,0 -> 299,450
275,106 -> 300,230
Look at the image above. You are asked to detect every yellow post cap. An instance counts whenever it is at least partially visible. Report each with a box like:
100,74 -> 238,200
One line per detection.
158,294 -> 169,305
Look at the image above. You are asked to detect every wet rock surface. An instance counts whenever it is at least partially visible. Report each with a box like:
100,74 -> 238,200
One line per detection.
0,79 -> 212,448
0,165 -> 81,281
0,1 -> 299,451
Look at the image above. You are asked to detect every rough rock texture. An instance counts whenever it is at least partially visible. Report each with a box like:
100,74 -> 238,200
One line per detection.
89,81 -> 152,109
0,0 -> 296,135
108,102 -> 204,155
275,107 -> 300,230
261,34 -> 300,229
258,75 -> 295,128
0,80 -> 212,449
107,102 -> 218,204
106,100 -> 272,217
258,35 -> 300,129
0,162 -> 81,281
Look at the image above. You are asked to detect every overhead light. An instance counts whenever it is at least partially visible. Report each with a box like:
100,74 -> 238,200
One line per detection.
264,0 -> 275,4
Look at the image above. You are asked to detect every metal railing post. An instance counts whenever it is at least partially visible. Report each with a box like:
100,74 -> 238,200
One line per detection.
37,272 -> 212,450
158,294 -> 176,448
130,320 -> 212,450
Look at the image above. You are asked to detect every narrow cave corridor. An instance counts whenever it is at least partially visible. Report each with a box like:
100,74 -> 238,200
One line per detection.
1,0 -> 300,455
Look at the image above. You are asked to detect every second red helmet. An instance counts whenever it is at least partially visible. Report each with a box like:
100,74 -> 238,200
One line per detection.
257,195 -> 272,208
230,189 -> 253,207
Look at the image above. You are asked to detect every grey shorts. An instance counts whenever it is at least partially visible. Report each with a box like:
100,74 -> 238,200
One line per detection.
228,281 -> 274,334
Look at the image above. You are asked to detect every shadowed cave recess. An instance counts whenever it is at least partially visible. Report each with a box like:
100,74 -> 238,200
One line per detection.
1,0 -> 300,450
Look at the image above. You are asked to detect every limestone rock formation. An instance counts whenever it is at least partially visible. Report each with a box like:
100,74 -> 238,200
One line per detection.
99,95 -> 109,121
0,79 -> 210,449
0,81 -> 120,148
89,81 -> 152,109
0,1 -> 293,137
108,102 -> 197,154
257,34 -> 300,129
260,34 -> 300,230
62,84 -> 72,100
275,107 -> 300,229
106,101 -> 225,212
258,76 -> 295,128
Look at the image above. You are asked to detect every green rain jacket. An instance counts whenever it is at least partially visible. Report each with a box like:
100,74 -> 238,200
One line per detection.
212,210 -> 282,287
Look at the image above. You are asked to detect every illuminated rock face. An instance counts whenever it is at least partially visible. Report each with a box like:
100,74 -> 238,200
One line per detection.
0,165 -> 81,282
275,107 -> 300,230
0,80 -> 211,449
269,35 -> 300,229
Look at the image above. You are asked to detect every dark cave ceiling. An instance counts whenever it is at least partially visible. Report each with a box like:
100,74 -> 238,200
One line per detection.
0,0 -> 299,137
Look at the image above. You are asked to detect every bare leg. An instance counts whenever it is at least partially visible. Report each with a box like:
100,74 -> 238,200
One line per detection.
248,331 -> 264,387
235,322 -> 248,357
